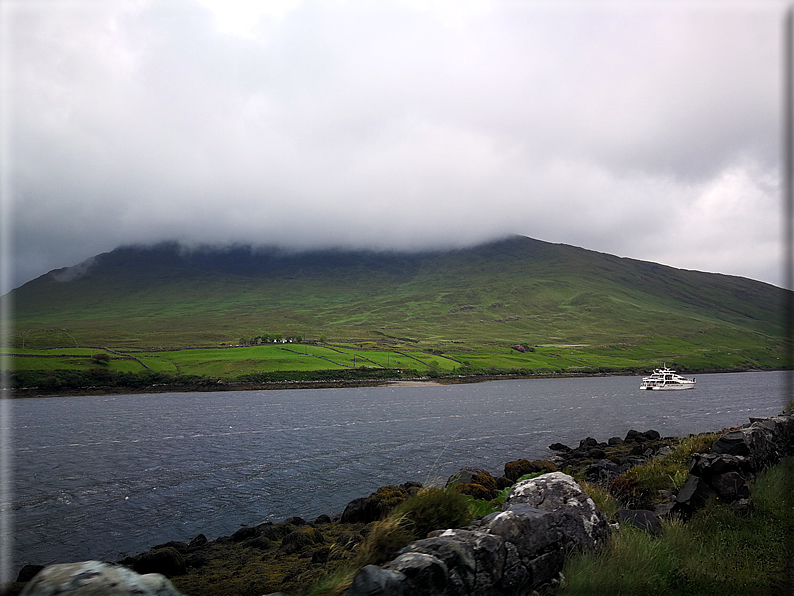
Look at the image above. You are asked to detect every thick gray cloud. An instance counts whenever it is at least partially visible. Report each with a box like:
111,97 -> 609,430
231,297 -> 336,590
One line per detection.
4,0 -> 786,290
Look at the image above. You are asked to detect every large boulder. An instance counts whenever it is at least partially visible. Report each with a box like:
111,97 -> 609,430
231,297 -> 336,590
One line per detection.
615,509 -> 662,535
348,504 -> 569,596
398,529 -> 509,595
19,561 -> 183,596
502,471 -> 610,552
710,471 -> 750,502
477,504 -> 566,587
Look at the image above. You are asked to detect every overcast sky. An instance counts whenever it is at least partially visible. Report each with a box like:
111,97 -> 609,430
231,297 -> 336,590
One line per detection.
2,0 -> 788,290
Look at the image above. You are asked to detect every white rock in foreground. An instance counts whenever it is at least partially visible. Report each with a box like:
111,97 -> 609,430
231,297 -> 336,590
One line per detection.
19,561 -> 183,596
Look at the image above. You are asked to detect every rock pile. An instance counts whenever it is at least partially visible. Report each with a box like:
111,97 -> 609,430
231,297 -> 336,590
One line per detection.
346,472 -> 610,595
674,411 -> 794,517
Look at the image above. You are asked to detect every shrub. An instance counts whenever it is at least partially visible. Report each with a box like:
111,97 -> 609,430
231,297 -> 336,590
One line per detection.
353,515 -> 413,567
463,494 -> 500,518
393,487 -> 473,540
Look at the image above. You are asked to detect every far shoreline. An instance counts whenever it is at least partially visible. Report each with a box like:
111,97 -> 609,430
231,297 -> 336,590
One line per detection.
5,367 -> 785,399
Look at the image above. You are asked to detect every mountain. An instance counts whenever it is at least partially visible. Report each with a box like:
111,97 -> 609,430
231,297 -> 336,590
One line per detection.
9,236 -> 790,367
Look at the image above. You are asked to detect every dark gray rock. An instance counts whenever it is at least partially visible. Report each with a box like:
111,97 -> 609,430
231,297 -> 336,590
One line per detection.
710,471 -> 750,502
495,475 -> 513,490
652,502 -> 676,518
231,526 -> 258,542
711,430 -> 752,456
502,472 -> 610,552
653,446 -> 674,458
674,476 -> 713,517
186,534 -> 208,551
548,442 -> 571,452
499,541 -> 533,594
347,565 -> 408,596
615,510 -> 662,535
17,564 -> 45,583
643,430 -> 661,441
607,436 -> 624,446
153,541 -> 189,554
431,528 -> 513,592
480,505 -> 562,561
340,488 -> 403,525
626,455 -> 646,467
689,453 -> 751,479
446,466 -> 490,487
133,547 -> 186,578
386,553 -> 448,595
584,460 -> 630,485
624,429 -> 643,443
404,535 -> 477,594
579,437 -> 598,449
711,415 -> 794,473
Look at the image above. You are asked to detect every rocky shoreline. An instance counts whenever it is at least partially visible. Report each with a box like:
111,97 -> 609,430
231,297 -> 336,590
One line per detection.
4,427 -> 683,595
8,408 -> 794,596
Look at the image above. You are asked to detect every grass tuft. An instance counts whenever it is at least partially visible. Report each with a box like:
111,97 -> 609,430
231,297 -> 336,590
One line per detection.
303,487 -> 473,596
609,433 -> 720,509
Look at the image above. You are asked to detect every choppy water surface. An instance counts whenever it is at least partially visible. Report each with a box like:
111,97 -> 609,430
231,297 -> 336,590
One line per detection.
8,371 -> 789,571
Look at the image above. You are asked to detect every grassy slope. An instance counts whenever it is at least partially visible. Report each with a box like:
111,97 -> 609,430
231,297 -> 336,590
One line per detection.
7,236 -> 789,377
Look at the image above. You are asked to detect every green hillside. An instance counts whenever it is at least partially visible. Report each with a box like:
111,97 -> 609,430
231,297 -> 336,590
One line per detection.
6,236 -> 790,382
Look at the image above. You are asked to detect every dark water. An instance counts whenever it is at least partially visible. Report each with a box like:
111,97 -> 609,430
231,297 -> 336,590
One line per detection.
7,371 -> 789,573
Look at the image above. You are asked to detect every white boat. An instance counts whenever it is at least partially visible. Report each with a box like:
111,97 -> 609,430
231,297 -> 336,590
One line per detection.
640,365 -> 696,390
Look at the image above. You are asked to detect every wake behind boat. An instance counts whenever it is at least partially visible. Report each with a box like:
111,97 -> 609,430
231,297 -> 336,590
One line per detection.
640,365 -> 696,390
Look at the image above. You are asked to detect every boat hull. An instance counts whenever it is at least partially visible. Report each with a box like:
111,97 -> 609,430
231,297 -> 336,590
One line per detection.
641,383 -> 695,390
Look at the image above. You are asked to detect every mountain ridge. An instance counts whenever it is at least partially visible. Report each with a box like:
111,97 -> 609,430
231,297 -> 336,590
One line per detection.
9,236 -> 789,368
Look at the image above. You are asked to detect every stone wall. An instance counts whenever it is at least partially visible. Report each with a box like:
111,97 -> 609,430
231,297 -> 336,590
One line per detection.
347,409 -> 794,596
675,410 -> 794,517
